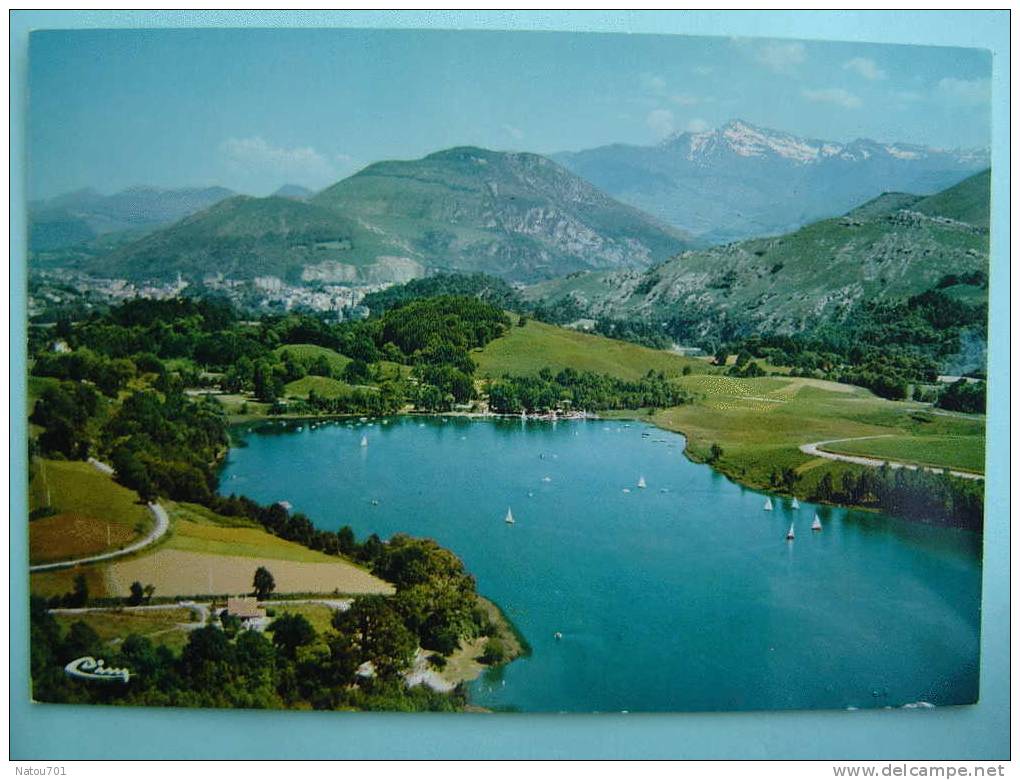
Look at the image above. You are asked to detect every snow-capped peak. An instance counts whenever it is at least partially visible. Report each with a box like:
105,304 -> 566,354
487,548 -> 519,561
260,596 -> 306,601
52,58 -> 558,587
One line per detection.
661,119 -> 988,168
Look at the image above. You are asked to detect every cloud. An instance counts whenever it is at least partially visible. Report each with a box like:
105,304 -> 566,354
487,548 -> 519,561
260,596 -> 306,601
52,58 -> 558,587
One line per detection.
693,65 -> 714,76
646,109 -> 675,139
801,87 -> 862,109
843,56 -> 886,80
669,93 -> 701,107
501,124 -> 524,141
937,77 -> 990,105
753,41 -> 806,73
895,90 -> 926,104
221,136 -> 342,187
640,73 -> 668,94
685,118 -> 710,133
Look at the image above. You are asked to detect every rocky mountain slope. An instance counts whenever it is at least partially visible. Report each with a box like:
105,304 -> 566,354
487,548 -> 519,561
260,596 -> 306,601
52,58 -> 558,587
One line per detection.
525,170 -> 991,339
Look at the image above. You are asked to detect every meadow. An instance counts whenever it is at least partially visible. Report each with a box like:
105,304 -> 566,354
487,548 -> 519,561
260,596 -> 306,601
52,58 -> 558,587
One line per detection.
474,319 -> 706,381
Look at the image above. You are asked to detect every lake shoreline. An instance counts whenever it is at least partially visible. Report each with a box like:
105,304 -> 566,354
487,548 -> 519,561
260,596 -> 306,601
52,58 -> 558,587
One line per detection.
227,407 -> 982,531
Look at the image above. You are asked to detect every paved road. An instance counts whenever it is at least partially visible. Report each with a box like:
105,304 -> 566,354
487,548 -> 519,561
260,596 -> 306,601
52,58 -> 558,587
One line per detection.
799,435 -> 984,481
29,501 -> 170,572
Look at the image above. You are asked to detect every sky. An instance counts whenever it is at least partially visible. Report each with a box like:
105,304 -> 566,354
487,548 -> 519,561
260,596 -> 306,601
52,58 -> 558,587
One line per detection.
27,28 -> 992,199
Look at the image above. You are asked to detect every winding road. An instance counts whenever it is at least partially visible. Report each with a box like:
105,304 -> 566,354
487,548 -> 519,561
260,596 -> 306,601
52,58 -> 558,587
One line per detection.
799,435 -> 984,481
29,501 -> 170,572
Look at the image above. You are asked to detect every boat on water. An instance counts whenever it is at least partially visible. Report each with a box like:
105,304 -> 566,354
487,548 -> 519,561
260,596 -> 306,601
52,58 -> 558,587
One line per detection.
786,523 -> 795,540
505,507 -> 515,525
792,498 -> 800,510
764,497 -> 773,511
638,476 -> 647,489
360,435 -> 368,447
812,513 -> 823,531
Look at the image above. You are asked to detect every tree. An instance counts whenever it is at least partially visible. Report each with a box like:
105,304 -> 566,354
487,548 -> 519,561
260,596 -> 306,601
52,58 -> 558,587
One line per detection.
253,566 -> 276,600
332,595 -> 417,679
67,572 -> 89,608
128,581 -> 145,606
143,584 -> 156,603
270,613 -> 317,659
708,443 -> 724,463
253,360 -> 279,403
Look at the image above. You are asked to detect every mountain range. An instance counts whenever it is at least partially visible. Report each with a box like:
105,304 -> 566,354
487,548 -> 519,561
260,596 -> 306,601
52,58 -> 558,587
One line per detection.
29,185 -> 236,252
553,119 -> 988,244
57,147 -> 693,285
525,169 -> 990,339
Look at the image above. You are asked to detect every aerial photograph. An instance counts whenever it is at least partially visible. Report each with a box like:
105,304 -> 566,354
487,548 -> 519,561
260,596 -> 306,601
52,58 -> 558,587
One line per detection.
24,26 -> 990,714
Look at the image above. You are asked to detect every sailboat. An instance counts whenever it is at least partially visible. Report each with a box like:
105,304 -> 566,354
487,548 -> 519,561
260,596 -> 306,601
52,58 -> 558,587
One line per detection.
786,523 -> 795,540
360,435 -> 368,447
791,498 -> 800,510
812,513 -> 823,531
638,476 -> 647,489
505,507 -> 515,525
764,497 -> 773,511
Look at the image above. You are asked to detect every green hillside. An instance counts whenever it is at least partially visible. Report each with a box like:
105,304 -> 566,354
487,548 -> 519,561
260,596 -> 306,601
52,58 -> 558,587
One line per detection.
526,171 -> 990,339
74,195 -> 423,285
68,147 -> 691,285
913,169 -> 991,228
474,319 -> 708,381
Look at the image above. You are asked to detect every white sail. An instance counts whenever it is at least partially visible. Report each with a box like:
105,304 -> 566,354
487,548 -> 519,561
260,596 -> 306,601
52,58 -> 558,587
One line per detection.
505,507 -> 515,524
812,513 -> 822,531
360,435 -> 368,447
764,497 -> 773,511
786,523 -> 795,540
638,476 -> 647,489
791,498 -> 800,510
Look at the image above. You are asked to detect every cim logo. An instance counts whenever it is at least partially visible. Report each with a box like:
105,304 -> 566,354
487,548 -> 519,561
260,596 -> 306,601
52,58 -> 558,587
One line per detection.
64,656 -> 131,683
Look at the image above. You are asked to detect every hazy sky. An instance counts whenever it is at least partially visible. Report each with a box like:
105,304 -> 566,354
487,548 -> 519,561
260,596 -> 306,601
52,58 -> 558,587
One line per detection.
28,28 -> 991,198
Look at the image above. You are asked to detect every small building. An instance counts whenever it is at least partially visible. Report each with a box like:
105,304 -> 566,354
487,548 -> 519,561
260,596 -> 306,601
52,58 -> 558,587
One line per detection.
225,596 -> 268,630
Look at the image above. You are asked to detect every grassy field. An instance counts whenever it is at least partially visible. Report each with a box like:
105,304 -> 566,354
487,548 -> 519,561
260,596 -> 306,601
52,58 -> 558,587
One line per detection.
165,501 -> 355,563
820,435 -> 986,474
647,375 -> 985,497
103,549 -> 392,598
284,375 -> 357,400
274,344 -> 351,374
91,500 -> 393,598
474,320 -> 708,381
30,497 -> 393,600
52,607 -> 197,653
28,459 -> 153,565
265,602 -> 337,634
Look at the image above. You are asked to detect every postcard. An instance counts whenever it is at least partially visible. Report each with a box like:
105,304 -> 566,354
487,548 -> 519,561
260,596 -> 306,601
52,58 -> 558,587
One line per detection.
24,26 -> 990,715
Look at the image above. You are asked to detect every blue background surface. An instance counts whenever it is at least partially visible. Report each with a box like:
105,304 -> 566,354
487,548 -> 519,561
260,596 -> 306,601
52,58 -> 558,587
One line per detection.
9,10 -> 1010,759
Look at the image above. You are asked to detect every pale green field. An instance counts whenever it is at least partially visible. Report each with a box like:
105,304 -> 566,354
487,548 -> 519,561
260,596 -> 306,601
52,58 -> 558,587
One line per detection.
474,320 -> 707,381
821,435 -> 985,474
166,501 -> 353,563
266,602 -> 336,634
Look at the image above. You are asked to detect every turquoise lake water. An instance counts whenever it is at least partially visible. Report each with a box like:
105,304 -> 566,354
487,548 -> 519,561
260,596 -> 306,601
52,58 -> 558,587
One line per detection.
219,416 -> 982,713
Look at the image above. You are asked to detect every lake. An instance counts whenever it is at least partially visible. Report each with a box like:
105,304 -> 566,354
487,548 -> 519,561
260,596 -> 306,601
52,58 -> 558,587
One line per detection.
219,416 -> 982,713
